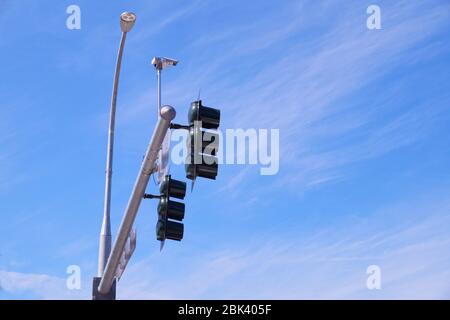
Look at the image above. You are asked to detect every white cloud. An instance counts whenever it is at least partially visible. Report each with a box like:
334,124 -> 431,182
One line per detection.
0,270 -> 89,299
117,193 -> 450,299
116,1 -> 450,198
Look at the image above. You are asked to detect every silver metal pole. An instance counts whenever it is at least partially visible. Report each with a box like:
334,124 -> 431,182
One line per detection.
98,11 -> 136,278
98,31 -> 127,277
157,68 -> 161,117
98,105 -> 176,295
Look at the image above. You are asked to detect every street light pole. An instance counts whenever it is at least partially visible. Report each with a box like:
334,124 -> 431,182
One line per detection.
98,12 -> 136,277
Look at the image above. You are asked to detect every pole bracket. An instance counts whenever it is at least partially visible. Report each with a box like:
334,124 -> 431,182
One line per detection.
143,193 -> 162,199
170,123 -> 191,130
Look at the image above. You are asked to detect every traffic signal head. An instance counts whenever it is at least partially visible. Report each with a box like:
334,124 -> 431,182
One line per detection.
156,175 -> 187,242
186,126 -> 219,156
157,197 -> 185,221
159,175 -> 186,199
156,218 -> 183,241
185,155 -> 218,180
188,100 -> 220,129
186,101 -> 221,181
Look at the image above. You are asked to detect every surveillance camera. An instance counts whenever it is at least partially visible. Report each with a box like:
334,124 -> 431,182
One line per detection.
152,56 -> 178,70
151,57 -> 162,68
120,12 -> 136,33
161,57 -> 178,68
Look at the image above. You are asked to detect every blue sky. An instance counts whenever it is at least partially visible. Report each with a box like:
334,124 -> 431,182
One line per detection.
1,0 -> 450,299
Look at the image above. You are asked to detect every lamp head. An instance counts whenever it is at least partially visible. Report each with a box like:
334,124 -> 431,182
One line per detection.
120,12 -> 136,32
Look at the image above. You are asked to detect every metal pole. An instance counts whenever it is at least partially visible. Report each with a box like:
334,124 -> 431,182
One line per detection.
98,31 -> 127,277
98,11 -> 136,279
98,105 -> 176,295
157,68 -> 161,117
152,57 -> 177,184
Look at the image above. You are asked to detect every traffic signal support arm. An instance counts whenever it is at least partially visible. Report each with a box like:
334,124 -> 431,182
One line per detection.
97,105 -> 176,295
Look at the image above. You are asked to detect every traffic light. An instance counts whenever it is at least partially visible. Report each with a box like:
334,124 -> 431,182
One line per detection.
156,175 -> 186,241
186,100 -> 221,181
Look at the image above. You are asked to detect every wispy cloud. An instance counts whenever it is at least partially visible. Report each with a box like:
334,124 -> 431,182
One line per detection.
116,1 -> 450,198
2,0 -> 449,300
0,270 -> 88,299
217,1 -> 450,194
131,0 -> 206,43
4,193 -> 449,300
117,191 -> 450,299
